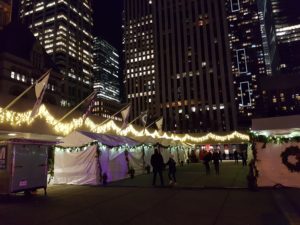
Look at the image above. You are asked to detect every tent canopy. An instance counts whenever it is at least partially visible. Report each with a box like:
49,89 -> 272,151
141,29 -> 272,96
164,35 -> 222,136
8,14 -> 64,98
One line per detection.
57,131 -> 139,148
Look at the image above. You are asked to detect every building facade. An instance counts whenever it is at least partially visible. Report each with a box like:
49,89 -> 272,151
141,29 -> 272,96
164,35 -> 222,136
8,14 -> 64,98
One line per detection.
92,98 -> 123,122
93,37 -> 121,103
19,0 -> 94,106
259,0 -> 300,75
256,73 -> 300,117
124,0 -> 237,133
226,0 -> 268,128
271,0 -> 300,74
0,0 -> 11,30
0,22 -> 62,108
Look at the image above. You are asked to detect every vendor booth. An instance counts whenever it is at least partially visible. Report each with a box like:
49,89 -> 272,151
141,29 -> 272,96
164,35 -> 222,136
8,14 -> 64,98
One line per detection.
54,131 -> 140,185
0,139 -> 51,195
251,115 -> 300,188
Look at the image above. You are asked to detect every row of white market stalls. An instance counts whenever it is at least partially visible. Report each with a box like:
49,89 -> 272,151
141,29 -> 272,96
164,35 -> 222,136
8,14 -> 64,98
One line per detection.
53,131 -> 189,185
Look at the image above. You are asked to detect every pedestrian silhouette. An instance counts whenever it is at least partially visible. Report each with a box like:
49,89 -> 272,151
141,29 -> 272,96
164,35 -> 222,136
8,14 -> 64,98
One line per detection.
241,151 -> 247,167
203,151 -> 211,175
212,151 -> 220,175
234,150 -> 239,164
165,154 -> 177,185
151,148 -> 164,186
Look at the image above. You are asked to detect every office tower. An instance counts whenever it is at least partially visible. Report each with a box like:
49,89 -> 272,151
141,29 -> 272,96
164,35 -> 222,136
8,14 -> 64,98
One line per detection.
19,0 -> 94,106
256,74 -> 300,117
124,0 -> 237,132
0,22 -> 62,107
0,0 -> 11,29
259,0 -> 300,75
271,0 -> 300,74
257,0 -> 276,75
93,37 -> 121,103
226,0 -> 267,128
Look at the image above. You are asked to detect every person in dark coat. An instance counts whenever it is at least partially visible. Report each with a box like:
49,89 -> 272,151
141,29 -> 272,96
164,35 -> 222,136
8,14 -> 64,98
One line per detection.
212,151 -> 220,175
241,151 -> 247,167
233,150 -> 239,164
203,151 -> 211,175
151,148 -> 164,186
165,154 -> 176,185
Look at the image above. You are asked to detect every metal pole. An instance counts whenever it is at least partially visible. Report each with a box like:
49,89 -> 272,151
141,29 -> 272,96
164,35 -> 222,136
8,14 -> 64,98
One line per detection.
3,69 -> 51,111
97,103 -> 131,127
54,91 -> 95,125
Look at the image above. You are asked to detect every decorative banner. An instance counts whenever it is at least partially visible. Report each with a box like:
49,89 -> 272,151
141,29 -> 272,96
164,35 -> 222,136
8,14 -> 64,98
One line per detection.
121,105 -> 131,129
30,71 -> 50,118
0,145 -> 7,170
155,118 -> 163,131
140,110 -> 148,126
82,92 -> 97,123
255,142 -> 300,188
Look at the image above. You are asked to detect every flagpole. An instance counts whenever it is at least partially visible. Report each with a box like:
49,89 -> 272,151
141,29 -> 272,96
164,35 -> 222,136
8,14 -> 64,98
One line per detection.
3,69 -> 51,111
54,91 -> 95,125
128,113 -> 144,125
97,103 -> 131,127
145,117 -> 162,129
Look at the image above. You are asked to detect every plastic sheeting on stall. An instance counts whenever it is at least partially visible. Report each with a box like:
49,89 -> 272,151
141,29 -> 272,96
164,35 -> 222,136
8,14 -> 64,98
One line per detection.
53,145 -> 100,185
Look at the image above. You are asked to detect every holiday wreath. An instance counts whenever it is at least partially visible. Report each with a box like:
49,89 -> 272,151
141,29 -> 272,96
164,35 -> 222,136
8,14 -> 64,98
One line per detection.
280,146 -> 300,173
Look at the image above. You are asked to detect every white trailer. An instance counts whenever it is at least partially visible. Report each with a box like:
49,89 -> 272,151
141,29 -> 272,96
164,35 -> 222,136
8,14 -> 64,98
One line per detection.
0,139 -> 51,195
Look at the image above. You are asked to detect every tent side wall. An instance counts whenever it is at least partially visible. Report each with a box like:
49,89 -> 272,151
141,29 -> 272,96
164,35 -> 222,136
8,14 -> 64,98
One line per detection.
0,143 -> 12,194
254,141 -> 300,188
53,145 -> 100,185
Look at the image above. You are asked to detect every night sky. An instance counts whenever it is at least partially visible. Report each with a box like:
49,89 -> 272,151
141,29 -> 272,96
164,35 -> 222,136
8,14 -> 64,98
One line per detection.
92,0 -> 124,53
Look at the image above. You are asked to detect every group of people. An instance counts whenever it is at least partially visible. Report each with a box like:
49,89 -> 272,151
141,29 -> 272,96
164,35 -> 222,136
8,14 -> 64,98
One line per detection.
150,148 -> 176,187
203,149 -> 247,175
203,150 -> 221,175
149,148 -> 248,186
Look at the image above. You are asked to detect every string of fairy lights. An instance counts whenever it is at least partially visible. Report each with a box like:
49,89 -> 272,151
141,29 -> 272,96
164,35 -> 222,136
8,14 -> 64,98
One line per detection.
0,105 -> 250,144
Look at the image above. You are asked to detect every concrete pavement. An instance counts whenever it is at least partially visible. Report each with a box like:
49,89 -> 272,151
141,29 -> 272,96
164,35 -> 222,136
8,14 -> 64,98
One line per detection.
0,162 -> 299,225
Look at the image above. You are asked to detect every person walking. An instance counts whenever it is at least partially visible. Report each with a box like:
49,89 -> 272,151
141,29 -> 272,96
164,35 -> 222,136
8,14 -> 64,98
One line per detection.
165,154 -> 177,185
233,150 -> 239,164
212,151 -> 220,175
151,148 -> 164,186
203,151 -> 211,175
241,151 -> 247,167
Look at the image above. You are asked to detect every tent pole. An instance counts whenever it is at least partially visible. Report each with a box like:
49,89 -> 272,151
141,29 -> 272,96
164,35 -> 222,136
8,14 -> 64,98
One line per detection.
97,103 -> 131,127
3,69 -> 51,111
54,91 -> 95,125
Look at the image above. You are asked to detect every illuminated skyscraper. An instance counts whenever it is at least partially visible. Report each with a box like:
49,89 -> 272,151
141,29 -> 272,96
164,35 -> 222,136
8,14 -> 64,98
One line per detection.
259,0 -> 300,75
93,37 -> 120,103
226,0 -> 268,128
0,0 -> 12,29
19,0 -> 94,106
271,0 -> 300,74
124,0 -> 237,132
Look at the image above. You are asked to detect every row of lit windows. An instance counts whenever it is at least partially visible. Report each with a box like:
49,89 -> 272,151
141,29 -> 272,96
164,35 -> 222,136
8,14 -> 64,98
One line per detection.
126,54 -> 154,63
10,71 -> 55,91
127,91 -> 155,99
127,65 -> 155,73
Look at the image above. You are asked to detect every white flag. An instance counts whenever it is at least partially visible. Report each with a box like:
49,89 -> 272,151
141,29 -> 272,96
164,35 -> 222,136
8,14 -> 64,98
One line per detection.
155,118 -> 163,131
30,71 -> 50,118
82,91 -> 97,123
140,110 -> 148,127
121,105 -> 131,129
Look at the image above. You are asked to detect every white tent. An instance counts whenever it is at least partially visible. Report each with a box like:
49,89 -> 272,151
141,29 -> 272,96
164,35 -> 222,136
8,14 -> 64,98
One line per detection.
54,131 -> 139,185
252,115 -> 300,188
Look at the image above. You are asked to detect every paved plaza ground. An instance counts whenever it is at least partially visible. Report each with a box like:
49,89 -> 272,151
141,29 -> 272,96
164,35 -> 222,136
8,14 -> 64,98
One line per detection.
0,162 -> 299,225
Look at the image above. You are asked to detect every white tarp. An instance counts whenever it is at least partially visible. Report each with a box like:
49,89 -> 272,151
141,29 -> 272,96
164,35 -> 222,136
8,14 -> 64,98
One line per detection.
58,131 -> 138,148
256,142 -> 300,188
53,145 -> 99,185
